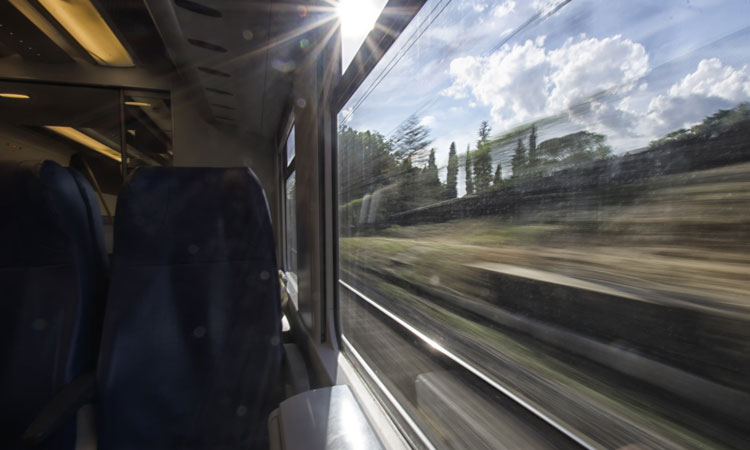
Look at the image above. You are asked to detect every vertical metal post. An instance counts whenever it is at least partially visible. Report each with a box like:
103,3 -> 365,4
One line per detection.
81,156 -> 114,222
119,89 -> 128,178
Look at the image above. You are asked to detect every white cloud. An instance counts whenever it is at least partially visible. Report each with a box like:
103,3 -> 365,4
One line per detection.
340,107 -> 355,123
473,2 -> 488,12
493,0 -> 515,18
567,98 -> 639,137
444,38 -> 549,125
458,0 -> 487,12
667,58 -> 750,100
425,23 -> 465,46
444,34 -> 649,130
645,58 -> 750,135
419,115 -> 436,127
646,95 -> 733,136
547,35 -> 649,111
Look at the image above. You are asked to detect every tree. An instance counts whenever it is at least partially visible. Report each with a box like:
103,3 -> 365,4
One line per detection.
373,115 -> 433,214
478,120 -> 491,143
445,142 -> 458,199
390,115 -> 432,164
426,148 -> 439,182
648,102 -> 750,148
528,124 -> 538,167
473,121 -> 493,192
493,161 -> 503,186
536,131 -> 611,167
511,138 -> 527,178
689,102 -> 750,138
395,156 -> 417,213
648,128 -> 690,148
464,145 -> 474,195
423,148 -> 442,201
338,125 -> 396,200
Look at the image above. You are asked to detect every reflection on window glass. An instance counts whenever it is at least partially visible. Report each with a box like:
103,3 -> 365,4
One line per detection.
123,90 -> 173,169
338,1 -> 750,449
337,0 -> 388,72
285,171 -> 298,308
286,126 -> 296,167
0,81 -> 172,222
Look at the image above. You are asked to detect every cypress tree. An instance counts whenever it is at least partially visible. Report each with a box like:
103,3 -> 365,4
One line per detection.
473,121 -> 493,192
445,142 -> 458,199
426,148 -> 438,179
474,147 -> 492,192
528,124 -> 538,168
424,148 -> 441,201
478,120 -> 491,143
464,145 -> 474,195
512,138 -> 527,178
493,161 -> 503,186
396,157 -> 416,212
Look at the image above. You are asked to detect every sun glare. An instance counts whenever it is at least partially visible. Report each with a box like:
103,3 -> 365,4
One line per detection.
336,0 -> 380,38
336,0 -> 386,70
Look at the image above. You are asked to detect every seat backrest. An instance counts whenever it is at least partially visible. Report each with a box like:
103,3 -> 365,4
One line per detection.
97,167 -> 282,450
0,160 -> 108,449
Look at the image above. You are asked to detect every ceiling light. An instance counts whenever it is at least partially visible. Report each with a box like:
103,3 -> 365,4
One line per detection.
37,0 -> 134,67
0,93 -> 31,99
45,126 -> 122,162
124,101 -> 151,107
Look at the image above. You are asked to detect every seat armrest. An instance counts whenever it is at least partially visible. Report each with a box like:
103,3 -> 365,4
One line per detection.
273,386 -> 384,449
23,372 -> 96,445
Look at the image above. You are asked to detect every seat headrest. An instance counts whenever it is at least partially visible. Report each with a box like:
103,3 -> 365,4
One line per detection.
114,167 -> 276,265
0,160 -> 87,267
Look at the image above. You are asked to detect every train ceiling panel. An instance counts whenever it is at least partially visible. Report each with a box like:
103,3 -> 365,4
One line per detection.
96,0 -> 172,68
145,0 -> 310,138
0,2 -> 73,64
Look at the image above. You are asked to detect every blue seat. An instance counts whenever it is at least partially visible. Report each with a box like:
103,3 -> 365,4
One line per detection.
96,167 -> 283,450
0,160 -> 108,449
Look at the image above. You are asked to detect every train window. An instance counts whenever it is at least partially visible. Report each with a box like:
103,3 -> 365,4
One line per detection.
286,125 -> 296,168
337,1 -> 750,449
285,171 -> 298,306
284,126 -> 298,308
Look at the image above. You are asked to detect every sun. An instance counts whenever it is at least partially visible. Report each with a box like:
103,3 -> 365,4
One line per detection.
336,0 -> 381,39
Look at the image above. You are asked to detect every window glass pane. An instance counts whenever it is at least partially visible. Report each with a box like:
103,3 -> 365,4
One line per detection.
285,171 -> 298,308
337,0 -> 388,72
0,81 -> 172,224
338,1 -> 750,448
286,126 -> 296,166
123,90 -> 173,168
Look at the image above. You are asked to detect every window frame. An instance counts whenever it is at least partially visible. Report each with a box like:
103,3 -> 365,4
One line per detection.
280,120 -> 298,310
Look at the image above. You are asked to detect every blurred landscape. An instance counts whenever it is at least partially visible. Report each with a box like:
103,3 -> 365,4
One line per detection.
339,104 -> 750,448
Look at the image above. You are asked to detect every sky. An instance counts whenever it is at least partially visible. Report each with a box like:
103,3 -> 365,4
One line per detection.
337,0 -> 750,194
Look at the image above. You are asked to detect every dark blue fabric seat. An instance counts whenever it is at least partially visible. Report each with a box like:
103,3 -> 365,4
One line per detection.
97,167 -> 282,450
0,160 -> 108,450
